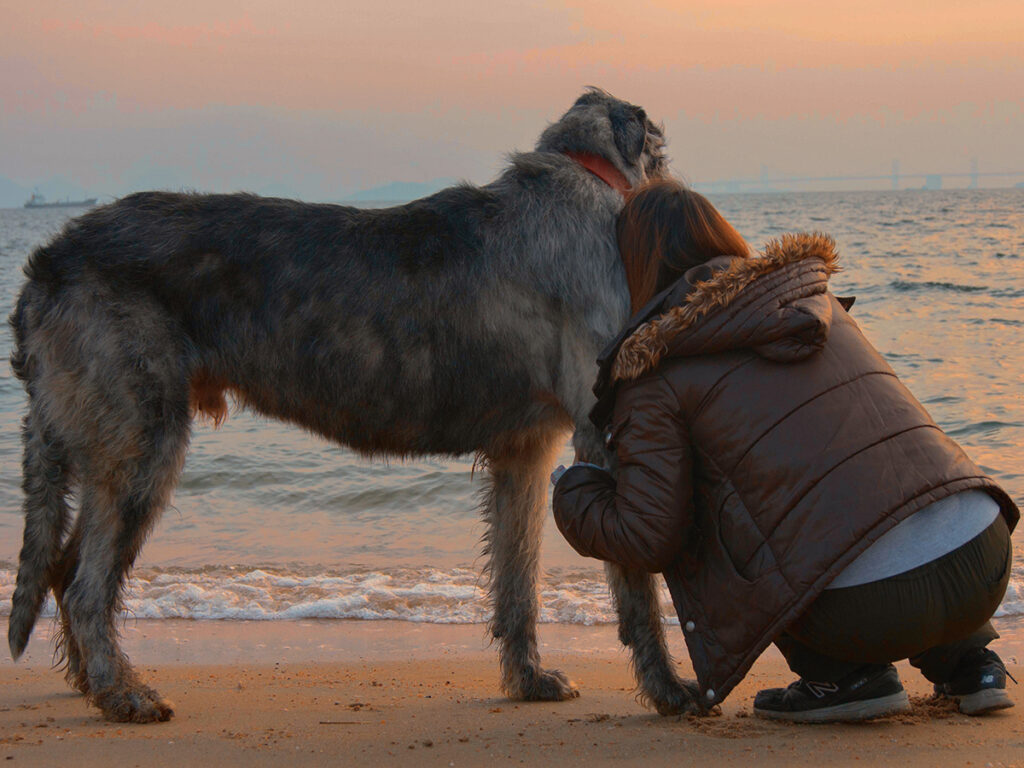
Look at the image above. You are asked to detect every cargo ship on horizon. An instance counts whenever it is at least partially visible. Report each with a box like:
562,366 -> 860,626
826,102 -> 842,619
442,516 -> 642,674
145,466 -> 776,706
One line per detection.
24,192 -> 97,209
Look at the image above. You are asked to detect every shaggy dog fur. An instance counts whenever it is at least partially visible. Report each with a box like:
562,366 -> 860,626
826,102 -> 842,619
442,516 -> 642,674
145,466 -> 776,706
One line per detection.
7,88 -> 701,722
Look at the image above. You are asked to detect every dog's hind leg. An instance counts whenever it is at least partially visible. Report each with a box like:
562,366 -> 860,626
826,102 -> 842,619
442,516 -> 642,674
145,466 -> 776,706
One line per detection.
62,482 -> 173,722
483,430 -> 580,702
52,312 -> 193,722
63,403 -> 190,723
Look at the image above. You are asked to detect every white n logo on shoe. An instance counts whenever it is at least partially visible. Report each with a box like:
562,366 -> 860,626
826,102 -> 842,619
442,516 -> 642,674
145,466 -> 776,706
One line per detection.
805,681 -> 840,698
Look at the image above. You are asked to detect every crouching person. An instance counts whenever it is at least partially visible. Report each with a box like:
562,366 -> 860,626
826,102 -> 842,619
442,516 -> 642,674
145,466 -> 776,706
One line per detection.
553,181 -> 1018,723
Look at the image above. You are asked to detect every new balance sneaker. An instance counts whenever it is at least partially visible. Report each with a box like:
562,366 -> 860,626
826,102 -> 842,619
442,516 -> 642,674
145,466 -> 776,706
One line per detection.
753,663 -> 910,723
934,648 -> 1015,715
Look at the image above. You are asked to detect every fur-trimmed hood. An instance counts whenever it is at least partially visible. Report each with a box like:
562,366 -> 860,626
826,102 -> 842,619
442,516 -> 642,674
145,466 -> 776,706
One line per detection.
590,232 -> 843,429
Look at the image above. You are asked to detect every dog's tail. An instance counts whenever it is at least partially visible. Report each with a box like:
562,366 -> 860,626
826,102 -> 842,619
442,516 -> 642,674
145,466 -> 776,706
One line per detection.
8,285 -> 71,660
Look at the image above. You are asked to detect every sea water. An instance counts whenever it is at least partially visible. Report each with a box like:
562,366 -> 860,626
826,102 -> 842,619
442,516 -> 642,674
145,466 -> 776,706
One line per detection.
0,189 -> 1021,625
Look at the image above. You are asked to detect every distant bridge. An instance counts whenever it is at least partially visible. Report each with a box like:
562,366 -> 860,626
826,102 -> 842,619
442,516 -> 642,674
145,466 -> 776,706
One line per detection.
693,167 -> 1024,194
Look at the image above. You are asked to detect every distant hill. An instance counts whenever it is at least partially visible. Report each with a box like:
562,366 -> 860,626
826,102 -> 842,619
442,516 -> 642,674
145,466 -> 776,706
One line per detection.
348,178 -> 457,203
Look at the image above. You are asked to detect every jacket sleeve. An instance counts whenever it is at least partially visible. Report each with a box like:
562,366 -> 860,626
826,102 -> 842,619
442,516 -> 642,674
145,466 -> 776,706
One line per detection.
552,374 -> 692,573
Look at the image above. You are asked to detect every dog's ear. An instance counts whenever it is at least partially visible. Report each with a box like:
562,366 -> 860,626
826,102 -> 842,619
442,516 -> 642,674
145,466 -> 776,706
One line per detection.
609,104 -> 647,167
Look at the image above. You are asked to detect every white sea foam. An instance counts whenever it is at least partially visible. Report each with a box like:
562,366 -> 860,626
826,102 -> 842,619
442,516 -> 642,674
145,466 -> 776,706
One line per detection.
995,572 -> 1023,619
1,565 -> 1021,624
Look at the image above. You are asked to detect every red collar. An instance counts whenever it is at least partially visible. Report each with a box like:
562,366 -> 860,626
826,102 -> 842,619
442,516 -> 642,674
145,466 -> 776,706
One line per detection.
564,151 -> 632,197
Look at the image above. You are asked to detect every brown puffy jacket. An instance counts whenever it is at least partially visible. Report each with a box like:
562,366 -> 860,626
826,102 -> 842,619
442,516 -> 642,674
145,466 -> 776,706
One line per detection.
552,233 -> 1019,708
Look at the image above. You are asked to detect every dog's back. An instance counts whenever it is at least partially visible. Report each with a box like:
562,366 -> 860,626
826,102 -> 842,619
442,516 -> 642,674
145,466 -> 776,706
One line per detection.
15,165 -> 616,454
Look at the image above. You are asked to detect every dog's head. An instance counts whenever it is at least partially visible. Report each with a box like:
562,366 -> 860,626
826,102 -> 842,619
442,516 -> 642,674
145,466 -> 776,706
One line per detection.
536,88 -> 668,188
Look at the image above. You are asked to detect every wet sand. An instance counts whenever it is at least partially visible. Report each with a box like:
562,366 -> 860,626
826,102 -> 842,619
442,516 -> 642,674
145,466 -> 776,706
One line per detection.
1,619 -> 1022,766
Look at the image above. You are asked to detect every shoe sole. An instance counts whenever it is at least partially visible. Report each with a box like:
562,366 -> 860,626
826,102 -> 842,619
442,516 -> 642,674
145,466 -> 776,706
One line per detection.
956,688 -> 1014,716
753,691 -> 911,723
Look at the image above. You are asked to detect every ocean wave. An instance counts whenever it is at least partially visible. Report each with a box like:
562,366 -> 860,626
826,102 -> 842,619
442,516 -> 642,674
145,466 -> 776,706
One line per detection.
1,565 -> 1020,624
992,287 -> 1024,299
997,576 -> 1023,619
944,420 -> 1021,439
889,280 -> 989,294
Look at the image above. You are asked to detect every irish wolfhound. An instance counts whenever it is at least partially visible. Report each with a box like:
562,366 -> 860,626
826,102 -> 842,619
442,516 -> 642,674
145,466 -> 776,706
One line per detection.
8,88 -> 698,722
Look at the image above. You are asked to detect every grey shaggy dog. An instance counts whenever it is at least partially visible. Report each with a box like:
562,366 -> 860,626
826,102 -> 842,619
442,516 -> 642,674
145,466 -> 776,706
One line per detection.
8,88 -> 700,722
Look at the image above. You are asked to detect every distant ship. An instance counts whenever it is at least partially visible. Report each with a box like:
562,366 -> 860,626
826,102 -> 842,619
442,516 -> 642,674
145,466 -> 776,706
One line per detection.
23,192 -> 97,209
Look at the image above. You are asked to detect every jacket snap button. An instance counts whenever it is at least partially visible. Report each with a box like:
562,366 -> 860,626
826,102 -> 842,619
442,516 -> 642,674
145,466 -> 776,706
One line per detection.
684,621 -> 695,632
604,431 -> 612,446
705,689 -> 715,701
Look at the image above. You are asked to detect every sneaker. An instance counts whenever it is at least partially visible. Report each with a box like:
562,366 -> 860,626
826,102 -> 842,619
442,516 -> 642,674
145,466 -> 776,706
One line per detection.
753,664 -> 910,723
934,648 -> 1015,715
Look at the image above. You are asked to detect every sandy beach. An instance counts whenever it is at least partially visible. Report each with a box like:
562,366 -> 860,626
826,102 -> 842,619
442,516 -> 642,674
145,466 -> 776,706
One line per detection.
2,619 -> 1022,766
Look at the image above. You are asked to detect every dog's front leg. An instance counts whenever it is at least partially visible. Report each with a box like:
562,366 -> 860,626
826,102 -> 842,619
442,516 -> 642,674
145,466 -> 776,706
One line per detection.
483,436 -> 579,702
604,562 -> 703,715
573,420 -> 702,715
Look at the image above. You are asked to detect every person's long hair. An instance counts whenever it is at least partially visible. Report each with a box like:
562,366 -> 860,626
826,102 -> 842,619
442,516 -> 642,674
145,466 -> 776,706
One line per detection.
617,180 -> 750,314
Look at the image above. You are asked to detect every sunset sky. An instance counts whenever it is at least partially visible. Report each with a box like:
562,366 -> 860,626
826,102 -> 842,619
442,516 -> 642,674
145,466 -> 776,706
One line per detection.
2,0 -> 1022,200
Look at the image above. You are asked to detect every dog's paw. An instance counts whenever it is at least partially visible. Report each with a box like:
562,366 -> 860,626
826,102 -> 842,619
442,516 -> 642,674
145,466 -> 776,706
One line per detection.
517,667 -> 581,702
647,678 -> 704,716
94,684 -> 175,723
